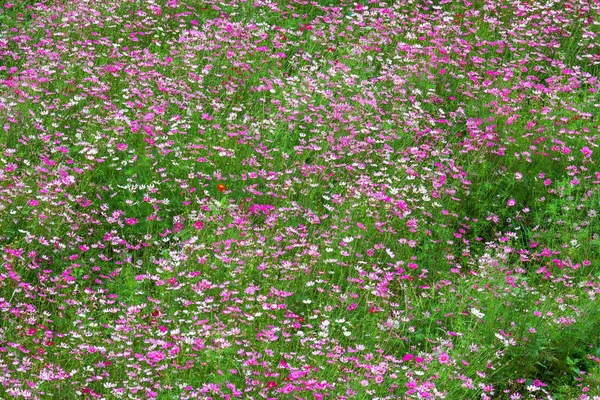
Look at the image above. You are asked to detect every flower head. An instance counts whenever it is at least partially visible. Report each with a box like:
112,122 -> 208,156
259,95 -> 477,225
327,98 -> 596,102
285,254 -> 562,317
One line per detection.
438,352 -> 450,364
581,146 -> 592,158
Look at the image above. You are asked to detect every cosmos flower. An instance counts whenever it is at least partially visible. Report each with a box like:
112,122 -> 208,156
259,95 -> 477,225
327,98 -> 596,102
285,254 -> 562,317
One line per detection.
438,353 -> 450,364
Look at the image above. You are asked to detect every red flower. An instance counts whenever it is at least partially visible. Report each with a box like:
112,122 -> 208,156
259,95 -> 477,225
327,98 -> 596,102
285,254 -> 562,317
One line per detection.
217,184 -> 226,192
267,381 -> 277,389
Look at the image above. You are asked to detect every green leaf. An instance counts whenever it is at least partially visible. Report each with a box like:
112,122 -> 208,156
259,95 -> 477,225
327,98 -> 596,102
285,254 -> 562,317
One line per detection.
566,356 -> 574,365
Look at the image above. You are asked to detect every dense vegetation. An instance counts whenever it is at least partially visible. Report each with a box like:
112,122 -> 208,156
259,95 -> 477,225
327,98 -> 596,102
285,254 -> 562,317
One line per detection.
1,0 -> 599,398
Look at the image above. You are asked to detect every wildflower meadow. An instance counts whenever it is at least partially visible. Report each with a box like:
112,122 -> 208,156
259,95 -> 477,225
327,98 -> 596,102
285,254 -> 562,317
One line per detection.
1,0 -> 600,399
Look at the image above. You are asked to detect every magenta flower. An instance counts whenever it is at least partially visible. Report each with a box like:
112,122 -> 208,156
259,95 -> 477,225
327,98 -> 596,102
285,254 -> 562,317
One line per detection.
146,351 -> 165,364
248,203 -> 274,215
194,221 -> 205,230
438,352 -> 450,364
581,146 -> 592,158
507,198 -> 516,207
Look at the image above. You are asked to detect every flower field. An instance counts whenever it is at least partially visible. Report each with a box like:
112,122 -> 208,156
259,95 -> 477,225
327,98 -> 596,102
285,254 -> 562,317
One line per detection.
1,0 -> 599,398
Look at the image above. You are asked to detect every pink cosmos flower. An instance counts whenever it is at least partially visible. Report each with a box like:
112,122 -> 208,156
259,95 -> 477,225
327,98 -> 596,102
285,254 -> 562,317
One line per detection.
439,352 -> 450,364
507,198 -> 516,207
146,351 -> 165,364
194,221 -> 205,230
248,203 -> 274,215
581,146 -> 592,158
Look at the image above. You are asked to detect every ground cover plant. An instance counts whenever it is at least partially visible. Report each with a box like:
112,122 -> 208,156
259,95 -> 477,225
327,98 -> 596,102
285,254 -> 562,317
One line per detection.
0,0 -> 599,398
